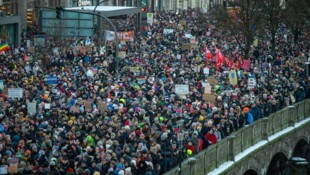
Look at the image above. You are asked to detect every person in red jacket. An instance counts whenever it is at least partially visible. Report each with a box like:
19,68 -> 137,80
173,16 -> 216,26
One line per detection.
205,128 -> 218,144
186,140 -> 195,154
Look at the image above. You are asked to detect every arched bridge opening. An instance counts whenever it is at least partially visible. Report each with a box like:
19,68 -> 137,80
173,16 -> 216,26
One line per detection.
243,169 -> 259,175
267,152 -> 288,175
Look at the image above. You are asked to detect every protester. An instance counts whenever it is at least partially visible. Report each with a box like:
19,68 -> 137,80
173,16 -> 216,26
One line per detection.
0,7 -> 309,175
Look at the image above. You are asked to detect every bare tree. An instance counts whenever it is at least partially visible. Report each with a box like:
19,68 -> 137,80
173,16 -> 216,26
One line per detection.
284,0 -> 309,43
263,0 -> 285,50
213,0 -> 263,59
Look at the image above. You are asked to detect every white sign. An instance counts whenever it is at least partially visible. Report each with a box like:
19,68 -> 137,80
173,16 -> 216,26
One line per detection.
105,30 -> 115,41
163,28 -> 174,35
185,34 -> 191,38
27,102 -> 36,115
248,78 -> 257,89
0,165 -> 8,175
203,67 -> 210,75
45,103 -> 51,109
204,85 -> 212,94
147,13 -> 154,25
8,88 -> 23,99
175,85 -> 189,95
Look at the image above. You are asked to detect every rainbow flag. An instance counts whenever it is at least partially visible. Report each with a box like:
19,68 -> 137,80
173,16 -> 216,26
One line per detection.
0,42 -> 9,52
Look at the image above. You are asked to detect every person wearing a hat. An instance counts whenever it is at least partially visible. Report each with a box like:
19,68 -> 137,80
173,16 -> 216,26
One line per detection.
243,107 -> 254,124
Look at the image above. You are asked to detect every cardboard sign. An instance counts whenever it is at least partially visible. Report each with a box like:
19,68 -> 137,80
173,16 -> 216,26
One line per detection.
182,43 -> 191,50
229,70 -> 238,85
118,51 -> 126,59
97,101 -> 104,112
8,158 -> 19,174
204,85 -> 212,94
207,76 -> 217,85
8,88 -> 23,99
103,60 -> 109,67
175,85 -> 189,95
203,94 -> 216,103
203,67 -> 210,75
70,106 -> 80,113
27,102 -> 36,115
85,101 -> 92,112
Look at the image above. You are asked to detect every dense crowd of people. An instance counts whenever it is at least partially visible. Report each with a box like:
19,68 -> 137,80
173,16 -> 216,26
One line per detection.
0,8 -> 309,175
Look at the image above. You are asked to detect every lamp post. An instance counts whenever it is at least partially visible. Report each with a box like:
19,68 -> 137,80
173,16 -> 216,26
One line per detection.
177,130 -> 184,175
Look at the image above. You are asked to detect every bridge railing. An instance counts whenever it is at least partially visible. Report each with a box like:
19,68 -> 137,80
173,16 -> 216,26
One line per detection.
163,99 -> 310,175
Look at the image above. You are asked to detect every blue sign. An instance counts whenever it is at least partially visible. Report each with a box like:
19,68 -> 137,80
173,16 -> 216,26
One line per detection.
46,76 -> 58,85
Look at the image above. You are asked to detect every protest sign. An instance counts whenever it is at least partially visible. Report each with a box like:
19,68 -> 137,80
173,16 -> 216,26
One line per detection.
203,94 -> 216,103
8,158 -> 18,174
248,78 -> 257,89
204,84 -> 212,94
203,67 -> 210,75
163,28 -> 174,35
242,60 -> 251,71
46,76 -> 58,85
175,85 -> 189,95
0,165 -> 8,175
85,101 -> 92,111
45,103 -> 51,109
137,77 -> 146,85
8,88 -> 23,99
27,102 -> 36,115
207,76 -> 217,85
118,51 -> 126,59
182,43 -> 191,50
229,70 -> 238,85
147,13 -> 154,25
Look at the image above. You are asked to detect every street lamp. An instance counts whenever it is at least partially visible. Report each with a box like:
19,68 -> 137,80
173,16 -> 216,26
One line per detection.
177,130 -> 184,175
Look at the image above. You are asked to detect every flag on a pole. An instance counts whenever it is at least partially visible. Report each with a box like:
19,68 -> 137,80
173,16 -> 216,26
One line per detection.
0,42 -> 9,52
205,46 -> 213,60
215,48 -> 225,68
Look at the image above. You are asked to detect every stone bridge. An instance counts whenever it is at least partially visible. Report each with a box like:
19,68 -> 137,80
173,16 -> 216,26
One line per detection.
164,99 -> 310,175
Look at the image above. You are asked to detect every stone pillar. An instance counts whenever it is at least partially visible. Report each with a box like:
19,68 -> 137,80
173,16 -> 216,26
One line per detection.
262,118 -> 269,140
288,106 -> 296,126
228,136 -> 236,161
188,158 -> 196,175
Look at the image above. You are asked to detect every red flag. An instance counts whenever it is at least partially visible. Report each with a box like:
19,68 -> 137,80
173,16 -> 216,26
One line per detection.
205,46 -> 213,60
23,53 -> 27,62
236,57 -> 243,69
227,58 -> 234,68
215,48 -> 225,68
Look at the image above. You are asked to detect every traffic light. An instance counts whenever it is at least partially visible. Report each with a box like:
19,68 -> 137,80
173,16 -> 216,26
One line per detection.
141,7 -> 147,13
56,6 -> 62,19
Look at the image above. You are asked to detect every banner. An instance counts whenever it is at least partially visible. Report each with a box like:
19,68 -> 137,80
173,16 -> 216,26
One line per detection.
27,102 -> 36,115
121,31 -> 134,41
137,77 -> 146,85
163,28 -> 174,35
175,85 -> 189,95
147,13 -> 154,25
105,30 -> 115,41
46,76 -> 58,85
8,88 -> 23,99
242,60 -> 251,71
229,70 -> 238,85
